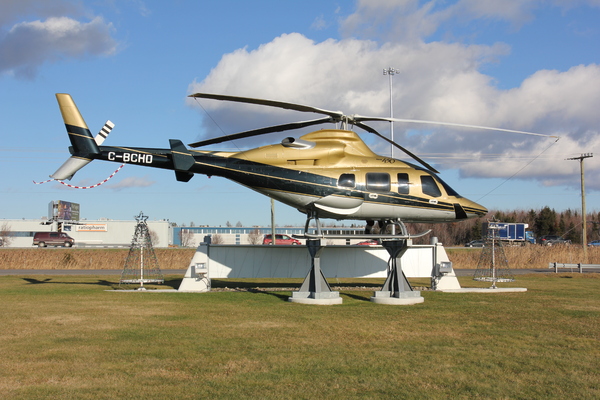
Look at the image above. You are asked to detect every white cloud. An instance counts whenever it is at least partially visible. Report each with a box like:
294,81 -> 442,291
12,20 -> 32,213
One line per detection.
340,0 -> 600,43
109,176 -> 156,191
0,0 -> 82,26
0,2 -> 117,79
187,2 -> 600,192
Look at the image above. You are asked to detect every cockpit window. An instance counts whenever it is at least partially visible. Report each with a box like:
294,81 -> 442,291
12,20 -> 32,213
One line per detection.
397,173 -> 409,195
366,172 -> 391,192
338,173 -> 355,188
420,175 -> 442,197
435,175 -> 461,198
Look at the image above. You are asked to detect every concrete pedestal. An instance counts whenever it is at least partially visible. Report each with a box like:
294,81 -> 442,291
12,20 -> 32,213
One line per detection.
288,239 -> 342,305
178,263 -> 210,292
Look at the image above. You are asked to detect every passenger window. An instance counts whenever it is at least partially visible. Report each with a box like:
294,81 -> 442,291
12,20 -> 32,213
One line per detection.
397,173 -> 409,195
421,175 -> 442,197
366,172 -> 391,192
338,173 -> 355,188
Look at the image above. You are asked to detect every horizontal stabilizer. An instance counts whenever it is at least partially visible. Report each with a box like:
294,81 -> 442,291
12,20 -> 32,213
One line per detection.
169,140 -> 196,182
175,171 -> 194,182
50,156 -> 92,180
170,140 -> 196,171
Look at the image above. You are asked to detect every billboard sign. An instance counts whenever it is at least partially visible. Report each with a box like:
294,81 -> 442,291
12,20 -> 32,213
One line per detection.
48,201 -> 80,221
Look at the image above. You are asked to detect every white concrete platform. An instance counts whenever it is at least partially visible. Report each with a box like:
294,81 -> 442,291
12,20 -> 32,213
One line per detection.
288,297 -> 344,305
370,296 -> 425,305
439,287 -> 527,293
106,289 -> 179,293
187,243 -> 441,279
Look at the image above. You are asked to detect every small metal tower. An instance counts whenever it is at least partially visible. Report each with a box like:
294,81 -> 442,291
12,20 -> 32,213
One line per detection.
119,212 -> 164,290
473,221 -> 515,288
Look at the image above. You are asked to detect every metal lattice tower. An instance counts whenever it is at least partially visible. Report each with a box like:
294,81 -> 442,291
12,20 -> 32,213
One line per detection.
473,221 -> 515,288
119,212 -> 164,290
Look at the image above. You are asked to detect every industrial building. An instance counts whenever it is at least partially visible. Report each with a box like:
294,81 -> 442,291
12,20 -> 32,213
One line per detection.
0,218 -> 172,248
0,218 -> 366,248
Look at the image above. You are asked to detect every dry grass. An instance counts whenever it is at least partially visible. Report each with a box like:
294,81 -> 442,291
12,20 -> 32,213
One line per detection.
1,246 -> 598,271
448,245 -> 600,269
0,248 -> 195,270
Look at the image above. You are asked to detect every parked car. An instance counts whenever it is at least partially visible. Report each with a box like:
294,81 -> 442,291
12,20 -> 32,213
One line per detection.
588,240 -> 600,247
262,234 -> 302,245
356,239 -> 380,246
538,235 -> 571,246
33,232 -> 75,247
465,240 -> 485,247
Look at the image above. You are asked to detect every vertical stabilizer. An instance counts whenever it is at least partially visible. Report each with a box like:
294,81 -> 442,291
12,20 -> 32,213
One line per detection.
55,93 -> 100,157
51,94 -> 100,180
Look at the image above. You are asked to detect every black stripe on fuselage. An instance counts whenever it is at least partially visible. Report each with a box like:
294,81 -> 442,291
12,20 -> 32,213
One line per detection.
190,154 -> 455,213
93,147 -> 460,214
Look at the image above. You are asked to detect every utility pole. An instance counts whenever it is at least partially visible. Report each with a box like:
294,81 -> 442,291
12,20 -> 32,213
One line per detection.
383,67 -> 399,158
567,153 -> 593,260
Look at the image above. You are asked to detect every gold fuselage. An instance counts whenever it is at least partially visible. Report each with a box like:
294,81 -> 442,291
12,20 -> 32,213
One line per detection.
180,129 -> 487,222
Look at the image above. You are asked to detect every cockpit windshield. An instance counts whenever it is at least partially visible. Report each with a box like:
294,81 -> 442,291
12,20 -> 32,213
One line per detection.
435,175 -> 462,198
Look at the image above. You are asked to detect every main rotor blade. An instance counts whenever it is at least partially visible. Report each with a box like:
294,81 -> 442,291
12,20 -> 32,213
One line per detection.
189,92 -> 344,120
188,117 -> 333,148
354,121 -> 440,174
354,116 -> 559,139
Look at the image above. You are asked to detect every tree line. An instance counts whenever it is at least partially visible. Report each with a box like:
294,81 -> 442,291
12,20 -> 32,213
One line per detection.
405,207 -> 600,246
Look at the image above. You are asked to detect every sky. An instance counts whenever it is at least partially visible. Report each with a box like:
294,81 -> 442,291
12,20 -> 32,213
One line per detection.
1,0 -> 599,227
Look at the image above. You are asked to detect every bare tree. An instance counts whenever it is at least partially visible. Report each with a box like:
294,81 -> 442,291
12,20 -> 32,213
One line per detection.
148,229 -> 160,247
211,233 -> 224,244
0,222 -> 14,247
247,229 -> 262,245
179,229 -> 194,247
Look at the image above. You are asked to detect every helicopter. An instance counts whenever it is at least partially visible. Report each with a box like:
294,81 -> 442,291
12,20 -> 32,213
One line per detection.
48,92 -> 534,237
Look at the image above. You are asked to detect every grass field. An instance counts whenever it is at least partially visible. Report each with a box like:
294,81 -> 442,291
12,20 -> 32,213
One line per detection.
0,273 -> 598,399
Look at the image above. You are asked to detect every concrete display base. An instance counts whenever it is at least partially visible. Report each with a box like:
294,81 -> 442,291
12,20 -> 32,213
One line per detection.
288,294 -> 343,305
285,239 -> 344,305
439,287 -> 527,293
370,290 -> 424,305
107,289 -> 179,293
178,263 -> 211,292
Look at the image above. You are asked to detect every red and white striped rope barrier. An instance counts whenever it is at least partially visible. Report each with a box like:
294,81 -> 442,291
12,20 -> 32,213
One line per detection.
33,164 -> 125,189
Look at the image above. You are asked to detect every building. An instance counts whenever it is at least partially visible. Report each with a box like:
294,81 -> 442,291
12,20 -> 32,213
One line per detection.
0,219 -> 171,248
1,219 -> 366,248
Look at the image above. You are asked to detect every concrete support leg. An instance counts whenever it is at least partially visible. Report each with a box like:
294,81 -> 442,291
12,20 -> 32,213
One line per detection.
289,239 -> 342,305
371,240 -> 424,305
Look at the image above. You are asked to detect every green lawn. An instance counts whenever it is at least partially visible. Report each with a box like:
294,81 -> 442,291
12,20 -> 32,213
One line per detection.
0,274 -> 598,399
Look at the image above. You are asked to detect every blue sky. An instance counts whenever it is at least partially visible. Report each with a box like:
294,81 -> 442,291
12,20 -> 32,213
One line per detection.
1,0 -> 599,227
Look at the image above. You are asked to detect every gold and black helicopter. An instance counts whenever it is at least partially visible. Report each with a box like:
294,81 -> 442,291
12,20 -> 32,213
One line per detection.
50,92 -> 509,237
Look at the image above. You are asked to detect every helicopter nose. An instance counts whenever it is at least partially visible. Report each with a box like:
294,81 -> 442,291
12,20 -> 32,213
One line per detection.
454,199 -> 487,220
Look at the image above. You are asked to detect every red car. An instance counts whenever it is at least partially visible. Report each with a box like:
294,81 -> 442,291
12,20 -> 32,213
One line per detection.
356,239 -> 381,246
262,234 -> 302,245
